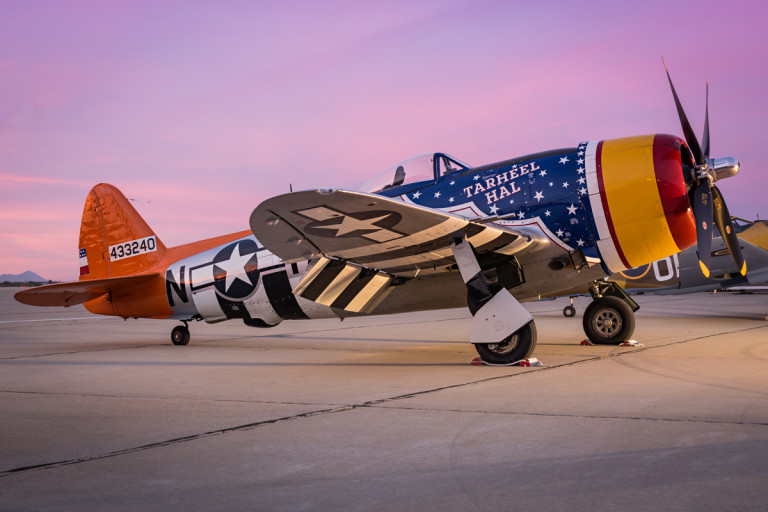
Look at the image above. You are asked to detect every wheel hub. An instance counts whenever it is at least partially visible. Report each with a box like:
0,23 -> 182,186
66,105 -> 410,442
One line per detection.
486,333 -> 520,354
593,308 -> 622,336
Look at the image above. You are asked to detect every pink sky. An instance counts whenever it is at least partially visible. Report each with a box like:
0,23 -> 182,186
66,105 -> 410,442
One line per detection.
2,0 -> 766,281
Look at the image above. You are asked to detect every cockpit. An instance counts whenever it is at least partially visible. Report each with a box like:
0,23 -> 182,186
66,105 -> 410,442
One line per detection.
359,153 -> 472,194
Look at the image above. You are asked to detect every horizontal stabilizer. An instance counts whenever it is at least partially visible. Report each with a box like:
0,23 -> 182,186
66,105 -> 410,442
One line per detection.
293,257 -> 395,314
14,274 -> 160,307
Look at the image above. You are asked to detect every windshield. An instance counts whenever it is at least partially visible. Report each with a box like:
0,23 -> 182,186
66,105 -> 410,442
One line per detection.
359,153 -> 471,193
359,154 -> 436,193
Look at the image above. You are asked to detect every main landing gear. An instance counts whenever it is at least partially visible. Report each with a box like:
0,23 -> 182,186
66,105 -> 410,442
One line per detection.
581,281 -> 639,345
451,236 -> 536,365
474,320 -> 537,365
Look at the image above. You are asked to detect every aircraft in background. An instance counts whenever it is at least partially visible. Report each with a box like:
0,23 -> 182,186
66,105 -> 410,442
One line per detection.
15,67 -> 747,364
611,218 -> 768,293
557,218 -> 768,318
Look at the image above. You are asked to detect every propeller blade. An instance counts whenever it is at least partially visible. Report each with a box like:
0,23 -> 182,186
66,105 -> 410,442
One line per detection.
692,181 -> 713,277
712,186 -> 747,276
663,59 -> 704,165
702,81 -> 710,159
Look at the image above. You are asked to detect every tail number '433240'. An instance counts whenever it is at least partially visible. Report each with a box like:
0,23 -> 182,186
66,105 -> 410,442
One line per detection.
109,236 -> 157,261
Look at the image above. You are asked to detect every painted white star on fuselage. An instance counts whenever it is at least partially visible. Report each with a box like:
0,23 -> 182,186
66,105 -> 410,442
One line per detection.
216,243 -> 254,293
559,156 -> 569,164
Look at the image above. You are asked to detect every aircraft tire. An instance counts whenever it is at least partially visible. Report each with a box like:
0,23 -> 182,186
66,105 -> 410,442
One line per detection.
583,296 -> 635,345
563,305 -> 576,317
171,325 -> 190,346
474,321 -> 537,364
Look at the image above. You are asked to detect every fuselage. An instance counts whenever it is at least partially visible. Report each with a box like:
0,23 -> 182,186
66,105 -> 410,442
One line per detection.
84,134 -> 698,327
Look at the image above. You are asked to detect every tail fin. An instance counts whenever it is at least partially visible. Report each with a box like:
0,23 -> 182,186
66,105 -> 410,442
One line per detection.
79,184 -> 166,280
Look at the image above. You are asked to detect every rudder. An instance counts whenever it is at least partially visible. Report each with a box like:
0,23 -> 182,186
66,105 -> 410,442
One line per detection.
79,184 -> 166,280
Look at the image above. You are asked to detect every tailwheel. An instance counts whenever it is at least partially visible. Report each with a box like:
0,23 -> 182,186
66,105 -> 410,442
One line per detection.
582,296 -> 635,345
171,325 -> 190,346
474,321 -> 537,364
563,297 -> 576,318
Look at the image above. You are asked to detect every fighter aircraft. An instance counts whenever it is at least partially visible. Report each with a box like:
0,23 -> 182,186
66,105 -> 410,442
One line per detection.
15,67 -> 747,364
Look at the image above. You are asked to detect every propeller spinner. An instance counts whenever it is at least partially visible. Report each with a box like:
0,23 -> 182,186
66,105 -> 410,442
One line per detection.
663,61 -> 745,277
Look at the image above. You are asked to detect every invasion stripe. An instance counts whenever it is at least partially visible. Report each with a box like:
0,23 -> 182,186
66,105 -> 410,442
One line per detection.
297,259 -> 346,302
330,272 -> 378,310
315,264 -> 362,305
262,270 -> 309,320
331,218 -> 468,260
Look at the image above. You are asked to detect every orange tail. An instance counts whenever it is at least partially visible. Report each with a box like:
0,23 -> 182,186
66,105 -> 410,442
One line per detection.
79,183 -> 167,280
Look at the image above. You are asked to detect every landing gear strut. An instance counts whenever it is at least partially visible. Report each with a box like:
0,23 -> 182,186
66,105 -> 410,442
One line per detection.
171,322 -> 190,346
582,281 -> 638,345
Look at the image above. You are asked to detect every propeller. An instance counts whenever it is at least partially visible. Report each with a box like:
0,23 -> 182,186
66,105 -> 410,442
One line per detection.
663,60 -> 745,277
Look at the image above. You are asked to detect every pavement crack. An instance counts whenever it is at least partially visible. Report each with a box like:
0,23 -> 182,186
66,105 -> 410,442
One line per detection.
366,404 -> 768,428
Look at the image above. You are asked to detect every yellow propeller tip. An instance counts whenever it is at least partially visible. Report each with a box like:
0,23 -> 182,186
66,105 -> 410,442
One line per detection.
699,260 -> 710,278
740,261 -> 747,276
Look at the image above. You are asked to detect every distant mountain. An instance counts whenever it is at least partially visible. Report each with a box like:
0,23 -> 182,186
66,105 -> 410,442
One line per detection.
1,271 -> 47,282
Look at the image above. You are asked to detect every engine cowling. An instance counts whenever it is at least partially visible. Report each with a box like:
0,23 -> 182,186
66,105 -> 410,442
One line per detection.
584,134 -> 697,273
